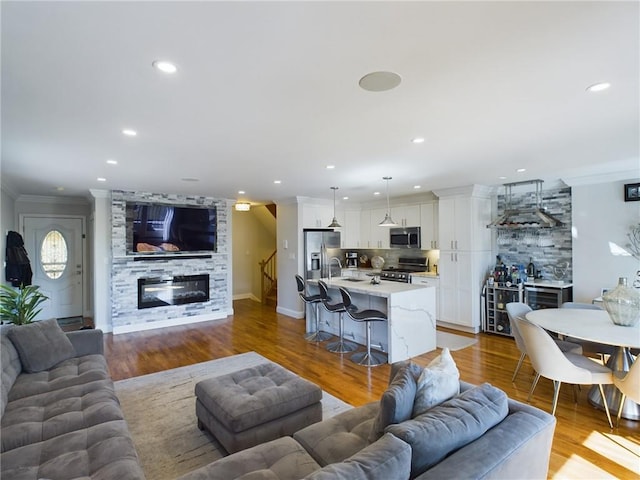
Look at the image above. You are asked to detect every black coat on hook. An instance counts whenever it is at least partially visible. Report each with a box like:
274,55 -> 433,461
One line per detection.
5,231 -> 33,287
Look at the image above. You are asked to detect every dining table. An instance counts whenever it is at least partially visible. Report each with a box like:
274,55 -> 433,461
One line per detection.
525,308 -> 640,421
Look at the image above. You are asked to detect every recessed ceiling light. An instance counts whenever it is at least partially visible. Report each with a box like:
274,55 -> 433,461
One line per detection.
152,60 -> 177,74
413,185 -> 421,189
499,176 -> 507,180
359,71 -> 402,92
516,168 -> 526,173
343,196 -> 349,200
56,186 -> 65,191
586,82 -> 611,93
374,191 -> 381,196
106,159 -> 118,165
238,190 -> 245,195
412,138 -> 425,144
273,180 -> 281,184
122,129 -> 137,136
97,177 -> 106,182
326,165 -> 335,169
181,178 -> 199,182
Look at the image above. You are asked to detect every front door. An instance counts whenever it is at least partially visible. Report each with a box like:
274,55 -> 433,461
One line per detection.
23,217 -> 84,320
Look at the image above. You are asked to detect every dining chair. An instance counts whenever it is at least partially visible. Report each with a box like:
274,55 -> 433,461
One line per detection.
560,302 -> 615,361
506,303 -> 583,382
513,314 -> 614,428
613,356 -> 640,427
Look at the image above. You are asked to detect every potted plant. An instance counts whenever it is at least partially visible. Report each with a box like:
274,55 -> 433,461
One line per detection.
0,284 -> 49,325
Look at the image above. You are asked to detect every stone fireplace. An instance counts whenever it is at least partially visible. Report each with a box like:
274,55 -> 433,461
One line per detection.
110,190 -> 231,334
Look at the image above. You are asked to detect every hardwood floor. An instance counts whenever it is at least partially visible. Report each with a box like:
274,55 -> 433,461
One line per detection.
104,299 -> 639,479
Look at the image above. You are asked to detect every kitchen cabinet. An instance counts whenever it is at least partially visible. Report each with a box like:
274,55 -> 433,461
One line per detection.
438,196 -> 491,252
359,208 -> 390,248
390,205 -> 421,227
302,204 -> 334,229
420,202 -> 439,250
341,210 -> 361,249
411,275 -> 440,320
435,185 -> 494,332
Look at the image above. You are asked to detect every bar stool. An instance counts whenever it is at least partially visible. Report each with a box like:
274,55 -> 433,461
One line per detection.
317,280 -> 358,354
339,287 -> 388,367
295,275 -> 333,342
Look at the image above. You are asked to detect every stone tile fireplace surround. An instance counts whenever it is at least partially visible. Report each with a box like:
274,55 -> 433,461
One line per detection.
110,191 -> 230,334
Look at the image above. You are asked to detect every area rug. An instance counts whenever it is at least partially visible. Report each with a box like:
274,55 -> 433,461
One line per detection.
436,331 -> 478,351
114,352 -> 352,480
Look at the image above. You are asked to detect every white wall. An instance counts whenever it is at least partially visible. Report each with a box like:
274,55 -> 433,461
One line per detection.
275,198 -> 304,318
1,189 -> 17,283
232,206 -> 277,300
572,179 -> 640,302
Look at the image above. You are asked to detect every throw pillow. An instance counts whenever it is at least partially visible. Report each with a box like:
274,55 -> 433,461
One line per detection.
7,319 -> 76,373
386,382 -> 509,478
368,363 -> 419,442
412,347 -> 460,417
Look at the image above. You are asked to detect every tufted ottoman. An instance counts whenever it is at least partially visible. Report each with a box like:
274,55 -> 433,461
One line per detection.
195,361 -> 323,453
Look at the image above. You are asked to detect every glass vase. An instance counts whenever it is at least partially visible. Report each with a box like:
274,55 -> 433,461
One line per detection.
602,277 -> 640,327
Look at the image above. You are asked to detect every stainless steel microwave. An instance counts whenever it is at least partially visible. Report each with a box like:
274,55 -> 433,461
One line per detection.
390,227 -> 421,249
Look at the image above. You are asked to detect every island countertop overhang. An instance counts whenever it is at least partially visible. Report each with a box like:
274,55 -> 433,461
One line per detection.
307,277 -> 430,298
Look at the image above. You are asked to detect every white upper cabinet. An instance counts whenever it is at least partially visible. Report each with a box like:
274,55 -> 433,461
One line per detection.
359,210 -> 372,248
438,195 -> 491,252
420,202 -> 439,250
390,205 -> 421,227
369,208 -> 391,248
302,204 -> 334,229
341,210 -> 361,248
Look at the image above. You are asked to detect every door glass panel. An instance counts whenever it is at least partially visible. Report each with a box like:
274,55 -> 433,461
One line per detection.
41,230 -> 68,279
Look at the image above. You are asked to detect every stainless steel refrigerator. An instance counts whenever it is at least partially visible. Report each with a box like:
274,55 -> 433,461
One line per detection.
303,229 -> 341,281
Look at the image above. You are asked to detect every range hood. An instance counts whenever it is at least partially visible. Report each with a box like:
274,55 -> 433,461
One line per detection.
488,180 -> 564,229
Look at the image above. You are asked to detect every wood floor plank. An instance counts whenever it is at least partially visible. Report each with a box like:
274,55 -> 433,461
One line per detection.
104,299 -> 639,479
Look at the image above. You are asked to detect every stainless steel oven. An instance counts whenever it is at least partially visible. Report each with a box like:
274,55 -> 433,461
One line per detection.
389,226 -> 421,249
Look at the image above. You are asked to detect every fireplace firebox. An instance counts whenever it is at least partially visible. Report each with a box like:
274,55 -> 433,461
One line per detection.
137,274 -> 210,309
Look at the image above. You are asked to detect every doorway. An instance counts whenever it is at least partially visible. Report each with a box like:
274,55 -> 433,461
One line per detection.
22,216 -> 85,321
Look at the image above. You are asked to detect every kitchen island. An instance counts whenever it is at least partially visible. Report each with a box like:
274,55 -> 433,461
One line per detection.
306,278 -> 436,363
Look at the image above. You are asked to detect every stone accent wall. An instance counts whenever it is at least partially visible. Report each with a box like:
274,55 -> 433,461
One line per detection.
495,186 -> 572,282
110,190 -> 230,331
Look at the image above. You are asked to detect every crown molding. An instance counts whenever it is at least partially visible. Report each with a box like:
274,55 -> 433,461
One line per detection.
562,169 -> 640,187
16,194 -> 89,205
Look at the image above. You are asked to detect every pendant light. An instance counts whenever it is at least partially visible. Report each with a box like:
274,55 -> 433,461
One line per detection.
327,186 -> 342,228
379,176 -> 398,227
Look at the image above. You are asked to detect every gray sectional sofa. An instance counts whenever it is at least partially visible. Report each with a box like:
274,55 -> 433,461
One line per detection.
179,361 -> 557,480
1,320 -> 144,480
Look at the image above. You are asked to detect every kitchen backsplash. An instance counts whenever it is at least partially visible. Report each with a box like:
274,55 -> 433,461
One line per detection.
494,186 -> 572,282
341,248 -> 440,272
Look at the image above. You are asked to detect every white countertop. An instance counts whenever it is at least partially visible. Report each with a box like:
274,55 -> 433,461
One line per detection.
411,272 -> 439,279
523,280 -> 573,288
308,277 -> 429,297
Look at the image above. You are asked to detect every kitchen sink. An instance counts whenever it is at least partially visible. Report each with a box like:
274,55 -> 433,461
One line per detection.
342,278 -> 365,282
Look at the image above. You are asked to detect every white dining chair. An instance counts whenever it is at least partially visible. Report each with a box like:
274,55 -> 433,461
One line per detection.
613,356 -> 640,427
506,303 -> 583,383
513,314 -> 614,428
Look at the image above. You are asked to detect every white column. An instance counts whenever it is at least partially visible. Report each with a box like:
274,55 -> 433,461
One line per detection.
89,189 -> 112,332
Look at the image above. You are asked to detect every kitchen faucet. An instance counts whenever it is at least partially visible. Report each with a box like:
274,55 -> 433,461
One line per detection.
328,257 -> 342,283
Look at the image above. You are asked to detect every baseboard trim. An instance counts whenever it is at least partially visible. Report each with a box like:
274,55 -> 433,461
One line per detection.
436,320 -> 480,335
113,311 -> 229,335
277,306 -> 304,319
233,293 -> 260,302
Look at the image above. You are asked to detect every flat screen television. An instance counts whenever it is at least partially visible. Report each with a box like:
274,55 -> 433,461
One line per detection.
126,202 -> 217,254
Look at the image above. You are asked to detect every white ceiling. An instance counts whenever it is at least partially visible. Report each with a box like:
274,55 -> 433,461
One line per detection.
2,1 -> 639,205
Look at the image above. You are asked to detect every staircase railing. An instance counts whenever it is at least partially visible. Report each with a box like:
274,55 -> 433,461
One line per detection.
259,250 -> 277,305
